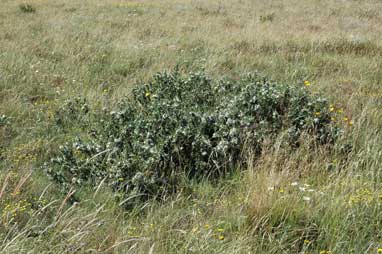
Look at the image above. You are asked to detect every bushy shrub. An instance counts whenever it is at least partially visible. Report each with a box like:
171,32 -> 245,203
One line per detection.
45,71 -> 339,206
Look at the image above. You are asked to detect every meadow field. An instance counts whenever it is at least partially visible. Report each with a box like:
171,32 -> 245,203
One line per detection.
1,0 -> 382,253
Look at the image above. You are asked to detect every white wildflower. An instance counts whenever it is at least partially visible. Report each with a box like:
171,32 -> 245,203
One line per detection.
303,196 -> 311,202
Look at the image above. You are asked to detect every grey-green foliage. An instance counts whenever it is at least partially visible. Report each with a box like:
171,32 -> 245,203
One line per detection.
45,71 -> 339,206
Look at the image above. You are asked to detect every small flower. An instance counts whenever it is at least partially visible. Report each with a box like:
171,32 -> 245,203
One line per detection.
329,105 -> 335,112
315,112 -> 321,116
217,228 -> 224,232
304,80 -> 311,87
218,235 -> 225,240
304,239 -> 310,244
279,189 -> 284,193
337,108 -> 343,113
343,117 -> 349,122
377,248 -> 382,253
204,224 -> 210,229
145,92 -> 151,97
303,196 -> 311,202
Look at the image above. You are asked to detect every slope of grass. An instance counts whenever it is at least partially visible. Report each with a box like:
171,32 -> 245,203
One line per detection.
1,0 -> 382,253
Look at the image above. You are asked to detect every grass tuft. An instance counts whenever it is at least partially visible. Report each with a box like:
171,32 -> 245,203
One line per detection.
18,3 -> 36,13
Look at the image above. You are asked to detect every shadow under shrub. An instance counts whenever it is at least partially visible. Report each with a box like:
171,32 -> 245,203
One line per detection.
45,71 -> 339,206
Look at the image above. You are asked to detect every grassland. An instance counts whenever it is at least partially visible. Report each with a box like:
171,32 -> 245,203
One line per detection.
1,0 -> 382,253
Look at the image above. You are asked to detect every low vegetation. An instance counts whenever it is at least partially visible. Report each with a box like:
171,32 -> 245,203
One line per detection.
1,0 -> 382,253
18,3 -> 36,13
46,71 -> 338,206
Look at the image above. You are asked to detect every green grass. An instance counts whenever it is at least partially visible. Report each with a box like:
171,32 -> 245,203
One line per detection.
1,0 -> 382,253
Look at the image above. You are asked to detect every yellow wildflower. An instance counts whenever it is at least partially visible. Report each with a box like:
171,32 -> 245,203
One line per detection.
315,112 -> 321,116
218,235 -> 225,240
145,92 -> 151,97
304,239 -> 310,244
378,248 -> 382,253
304,80 -> 311,87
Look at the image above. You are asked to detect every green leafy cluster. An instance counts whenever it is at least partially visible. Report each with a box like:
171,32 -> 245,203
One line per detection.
45,71 -> 339,205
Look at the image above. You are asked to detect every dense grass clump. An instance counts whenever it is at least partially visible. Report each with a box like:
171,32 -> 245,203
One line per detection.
45,71 -> 338,205
18,3 -> 36,13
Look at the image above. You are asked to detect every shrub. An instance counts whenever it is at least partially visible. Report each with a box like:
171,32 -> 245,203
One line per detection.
45,71 -> 339,206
